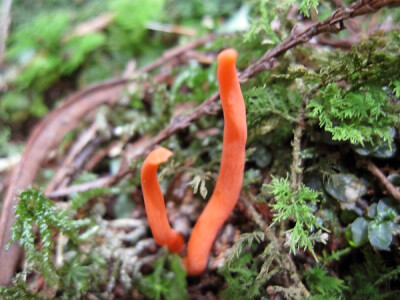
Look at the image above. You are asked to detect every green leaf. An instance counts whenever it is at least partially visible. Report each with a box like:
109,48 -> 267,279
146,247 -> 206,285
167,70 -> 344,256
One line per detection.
346,217 -> 369,247
324,173 -> 367,203
368,220 -> 392,251
391,79 -> 400,97
376,199 -> 397,222
29,96 -> 48,117
295,0 -> 320,17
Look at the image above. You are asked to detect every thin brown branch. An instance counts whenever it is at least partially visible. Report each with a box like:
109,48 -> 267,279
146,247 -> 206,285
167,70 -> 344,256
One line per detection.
45,122 -> 99,195
290,111 -> 305,191
0,0 -> 13,66
136,34 -> 215,74
240,196 -> 270,232
47,176 -> 114,198
240,0 -> 400,80
367,161 -> 400,203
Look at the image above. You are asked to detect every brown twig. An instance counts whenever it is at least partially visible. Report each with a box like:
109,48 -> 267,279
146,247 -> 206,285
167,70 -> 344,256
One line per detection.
48,135 -> 153,198
0,0 -> 13,66
136,34 -> 215,74
45,122 -> 99,195
290,106 -> 306,191
366,161 -> 400,203
84,140 -> 122,171
240,0 -> 400,80
47,176 -> 114,198
240,196 -> 269,232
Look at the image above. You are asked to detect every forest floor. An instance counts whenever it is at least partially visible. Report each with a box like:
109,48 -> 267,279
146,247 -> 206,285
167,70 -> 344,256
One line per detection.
1,0 -> 400,299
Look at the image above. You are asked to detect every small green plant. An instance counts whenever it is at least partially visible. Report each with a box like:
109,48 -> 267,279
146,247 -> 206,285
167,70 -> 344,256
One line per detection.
138,253 -> 188,300
244,84 -> 300,127
219,232 -> 270,300
346,198 -> 398,250
267,176 -> 328,257
170,62 -> 218,103
58,250 -> 107,299
305,265 -> 347,299
220,252 -> 263,300
107,0 -> 165,56
308,83 -> 397,146
305,34 -> 400,146
5,189 -> 98,289
344,250 -> 400,299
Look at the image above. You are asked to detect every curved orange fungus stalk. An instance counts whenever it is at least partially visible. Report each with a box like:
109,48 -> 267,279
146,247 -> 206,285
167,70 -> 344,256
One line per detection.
140,147 -> 184,253
140,48 -> 247,275
184,48 -> 247,275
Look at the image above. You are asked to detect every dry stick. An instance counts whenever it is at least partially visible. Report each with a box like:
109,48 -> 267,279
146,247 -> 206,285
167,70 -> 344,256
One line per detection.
290,88 -> 314,192
290,119 -> 305,191
84,140 -> 122,170
45,122 -> 98,195
0,36 -> 214,285
48,177 -> 114,198
241,0 -> 400,80
240,196 -> 269,232
367,161 -> 400,203
0,0 -> 13,66
136,34 -> 215,74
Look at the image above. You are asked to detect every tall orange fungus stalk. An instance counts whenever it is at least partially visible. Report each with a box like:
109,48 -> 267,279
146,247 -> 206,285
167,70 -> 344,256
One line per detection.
141,48 -> 247,275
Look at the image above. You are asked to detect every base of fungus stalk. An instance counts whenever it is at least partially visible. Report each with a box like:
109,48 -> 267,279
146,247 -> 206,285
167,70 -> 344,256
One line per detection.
183,256 -> 206,276
166,230 -> 185,253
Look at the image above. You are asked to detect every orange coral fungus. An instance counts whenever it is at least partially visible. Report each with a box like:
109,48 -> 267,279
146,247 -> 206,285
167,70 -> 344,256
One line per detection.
184,48 -> 247,275
140,48 -> 246,275
140,147 -> 184,253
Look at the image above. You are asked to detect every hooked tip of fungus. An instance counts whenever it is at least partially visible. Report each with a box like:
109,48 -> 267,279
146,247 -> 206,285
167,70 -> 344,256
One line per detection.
218,48 -> 238,65
145,146 -> 173,166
